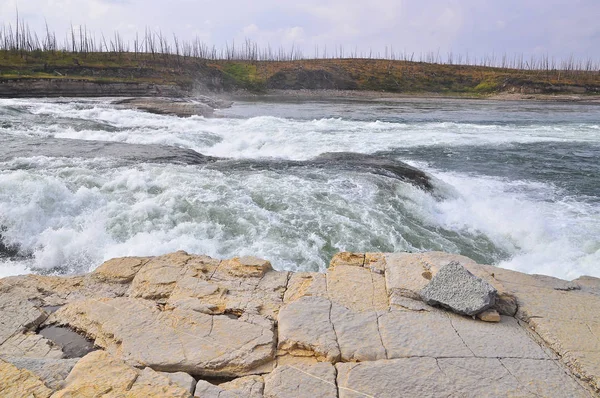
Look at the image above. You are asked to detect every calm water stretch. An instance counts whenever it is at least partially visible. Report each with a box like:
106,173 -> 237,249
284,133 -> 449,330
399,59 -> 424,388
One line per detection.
0,96 -> 599,280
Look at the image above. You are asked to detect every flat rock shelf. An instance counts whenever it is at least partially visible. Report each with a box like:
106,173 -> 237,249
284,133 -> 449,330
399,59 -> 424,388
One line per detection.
1,250 -> 599,397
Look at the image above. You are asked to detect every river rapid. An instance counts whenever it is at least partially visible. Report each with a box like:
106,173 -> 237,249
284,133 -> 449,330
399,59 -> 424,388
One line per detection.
0,96 -> 599,280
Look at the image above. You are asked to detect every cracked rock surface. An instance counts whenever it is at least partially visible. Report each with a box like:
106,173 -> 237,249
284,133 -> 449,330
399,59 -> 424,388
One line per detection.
0,250 -> 598,397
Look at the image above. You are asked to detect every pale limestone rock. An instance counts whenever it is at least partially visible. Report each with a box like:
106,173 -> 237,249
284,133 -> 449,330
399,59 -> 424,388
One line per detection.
1,357 -> 78,390
489,265 -> 600,391
0,290 -> 48,347
562,350 -> 600,393
170,276 -> 221,299
49,297 -> 275,376
0,286 -> 49,355
574,275 -> 600,292
220,375 -> 264,398
438,357 -> 524,396
337,357 -> 590,398
384,252 -> 432,300
336,358 -> 449,398
166,275 -> 225,315
477,309 -> 501,322
0,332 -> 63,359
283,272 -> 326,303
275,354 -> 319,367
193,381 -> 226,397
364,252 -> 386,274
326,264 -> 388,312
223,269 -> 290,320
330,304 -> 387,362
329,252 -> 365,268
529,318 -> 600,389
52,351 -> 137,397
206,257 -> 289,320
91,256 -> 151,283
2,272 -> 129,307
2,250 -> 599,395
52,351 -> 191,398
128,367 -> 192,398
127,251 -> 191,300
220,256 -> 272,278
277,296 -> 340,362
388,293 -> 432,311
449,314 -> 548,359
0,274 -> 84,307
499,358 -> 591,398
377,310 -> 473,358
158,371 -> 197,394
0,358 -> 53,398
162,257 -> 288,320
399,251 -> 479,274
185,254 -> 222,276
438,357 -> 590,397
193,376 -> 264,398
264,363 -> 337,398
166,298 -> 222,315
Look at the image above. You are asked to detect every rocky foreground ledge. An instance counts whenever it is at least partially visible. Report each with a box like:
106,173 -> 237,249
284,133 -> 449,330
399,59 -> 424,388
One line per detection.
1,251 -> 599,397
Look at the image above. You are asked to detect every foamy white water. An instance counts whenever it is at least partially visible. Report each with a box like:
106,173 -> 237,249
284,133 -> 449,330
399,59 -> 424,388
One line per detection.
1,97 -> 599,279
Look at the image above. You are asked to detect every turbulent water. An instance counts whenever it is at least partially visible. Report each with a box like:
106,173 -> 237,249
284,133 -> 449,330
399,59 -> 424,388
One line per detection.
0,96 -> 599,280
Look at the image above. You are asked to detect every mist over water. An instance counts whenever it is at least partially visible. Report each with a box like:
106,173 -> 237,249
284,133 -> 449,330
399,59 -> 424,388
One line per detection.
0,97 -> 599,280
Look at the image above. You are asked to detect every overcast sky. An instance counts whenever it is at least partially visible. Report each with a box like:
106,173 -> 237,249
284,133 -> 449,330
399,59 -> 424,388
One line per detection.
2,0 -> 599,61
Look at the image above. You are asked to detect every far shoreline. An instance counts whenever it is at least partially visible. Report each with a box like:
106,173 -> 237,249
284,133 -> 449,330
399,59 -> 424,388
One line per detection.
2,78 -> 599,105
226,88 -> 600,105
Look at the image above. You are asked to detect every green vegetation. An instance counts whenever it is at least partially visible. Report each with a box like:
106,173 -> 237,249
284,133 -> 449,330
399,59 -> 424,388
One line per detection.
474,80 -> 501,93
221,63 -> 264,91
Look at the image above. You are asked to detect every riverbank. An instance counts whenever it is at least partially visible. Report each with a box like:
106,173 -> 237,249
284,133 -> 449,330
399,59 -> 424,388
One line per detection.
1,250 -> 599,397
2,79 -> 600,106
229,88 -> 600,104
2,53 -> 600,99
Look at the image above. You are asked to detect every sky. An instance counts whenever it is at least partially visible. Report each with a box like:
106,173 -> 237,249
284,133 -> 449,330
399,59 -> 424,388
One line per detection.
1,0 -> 599,62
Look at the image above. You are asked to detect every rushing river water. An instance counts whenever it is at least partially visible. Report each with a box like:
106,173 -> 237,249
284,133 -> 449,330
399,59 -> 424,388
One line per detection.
0,96 -> 599,280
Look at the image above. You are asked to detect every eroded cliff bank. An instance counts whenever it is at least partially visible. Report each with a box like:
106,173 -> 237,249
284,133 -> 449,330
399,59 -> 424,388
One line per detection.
3,56 -> 600,99
1,251 -> 599,397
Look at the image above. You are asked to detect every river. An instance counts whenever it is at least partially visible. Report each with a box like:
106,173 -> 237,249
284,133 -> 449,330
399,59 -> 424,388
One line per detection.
0,96 -> 598,280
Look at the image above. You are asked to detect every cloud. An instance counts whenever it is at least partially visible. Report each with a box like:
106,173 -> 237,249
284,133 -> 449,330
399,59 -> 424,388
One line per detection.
1,0 -> 598,60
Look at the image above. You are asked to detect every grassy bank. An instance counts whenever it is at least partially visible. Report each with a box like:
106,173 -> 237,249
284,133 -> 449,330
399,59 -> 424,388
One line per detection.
1,50 -> 599,96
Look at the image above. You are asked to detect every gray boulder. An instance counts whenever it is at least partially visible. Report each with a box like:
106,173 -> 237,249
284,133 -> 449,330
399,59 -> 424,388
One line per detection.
419,262 -> 497,316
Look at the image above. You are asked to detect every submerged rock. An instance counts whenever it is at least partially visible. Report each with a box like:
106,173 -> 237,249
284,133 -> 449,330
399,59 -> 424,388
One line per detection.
114,96 -> 231,117
419,261 -> 497,316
